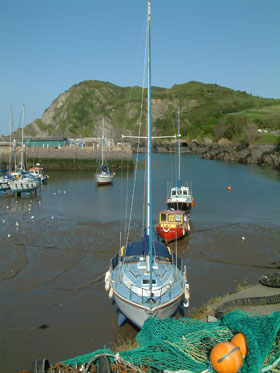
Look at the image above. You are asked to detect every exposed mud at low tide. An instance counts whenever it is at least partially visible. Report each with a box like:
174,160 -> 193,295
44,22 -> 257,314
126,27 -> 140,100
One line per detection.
0,205 -> 279,372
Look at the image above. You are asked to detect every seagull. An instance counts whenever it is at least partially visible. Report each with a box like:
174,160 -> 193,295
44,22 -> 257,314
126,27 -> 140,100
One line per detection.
51,216 -> 54,219
16,222 -> 19,226
53,192 -> 56,195
6,206 -> 9,209
31,216 -> 35,220
8,234 -> 11,238
242,236 -> 246,240
2,219 -> 5,223
64,191 -> 66,194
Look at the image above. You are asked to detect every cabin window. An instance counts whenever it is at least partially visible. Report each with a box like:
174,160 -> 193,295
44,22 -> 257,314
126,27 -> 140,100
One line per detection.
168,215 -> 175,222
183,190 -> 188,195
142,279 -> 156,285
175,215 -> 181,222
161,214 -> 167,222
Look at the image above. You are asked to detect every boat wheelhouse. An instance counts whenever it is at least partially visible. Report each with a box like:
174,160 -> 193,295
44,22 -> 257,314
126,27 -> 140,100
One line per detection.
29,167 -> 49,184
167,185 -> 195,212
156,209 -> 190,243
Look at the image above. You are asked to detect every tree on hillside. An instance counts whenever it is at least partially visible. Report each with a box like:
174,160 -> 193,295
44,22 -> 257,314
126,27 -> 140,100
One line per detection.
214,115 -> 245,141
242,122 -> 260,145
267,113 -> 280,132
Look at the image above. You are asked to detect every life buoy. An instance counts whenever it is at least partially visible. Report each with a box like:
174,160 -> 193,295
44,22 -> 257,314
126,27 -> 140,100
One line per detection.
162,226 -> 170,233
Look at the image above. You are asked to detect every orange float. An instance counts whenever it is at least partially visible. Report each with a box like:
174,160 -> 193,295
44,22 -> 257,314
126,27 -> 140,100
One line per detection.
231,333 -> 248,356
210,341 -> 243,373
227,186 -> 232,191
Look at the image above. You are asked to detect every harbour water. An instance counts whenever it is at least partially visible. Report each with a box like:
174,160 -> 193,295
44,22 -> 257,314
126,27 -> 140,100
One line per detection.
0,153 -> 279,372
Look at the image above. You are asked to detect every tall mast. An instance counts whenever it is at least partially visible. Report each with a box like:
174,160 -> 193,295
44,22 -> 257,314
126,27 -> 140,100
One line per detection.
20,104 -> 25,171
9,105 -> 13,171
177,107 -> 181,187
101,118 -> 104,165
147,0 -> 153,292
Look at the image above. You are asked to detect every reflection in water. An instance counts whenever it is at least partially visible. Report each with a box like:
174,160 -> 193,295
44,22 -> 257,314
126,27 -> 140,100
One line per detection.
249,163 -> 280,182
0,154 -> 279,372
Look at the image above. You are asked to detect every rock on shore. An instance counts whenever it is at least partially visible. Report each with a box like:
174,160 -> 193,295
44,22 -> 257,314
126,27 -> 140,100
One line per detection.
200,142 -> 280,170
139,139 -> 280,170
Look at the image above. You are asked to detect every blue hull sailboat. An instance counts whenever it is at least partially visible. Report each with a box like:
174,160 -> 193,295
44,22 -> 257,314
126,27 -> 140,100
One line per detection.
105,0 -> 189,329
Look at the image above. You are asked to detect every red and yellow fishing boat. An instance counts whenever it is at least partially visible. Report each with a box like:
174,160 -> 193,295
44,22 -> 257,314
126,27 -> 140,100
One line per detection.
156,210 -> 190,243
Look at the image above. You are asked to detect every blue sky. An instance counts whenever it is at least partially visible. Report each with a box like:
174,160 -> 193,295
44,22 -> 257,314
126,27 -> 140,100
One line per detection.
1,0 -> 279,136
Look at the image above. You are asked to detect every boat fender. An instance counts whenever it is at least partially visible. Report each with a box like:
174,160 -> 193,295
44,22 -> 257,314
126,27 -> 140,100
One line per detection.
108,287 -> 114,299
105,280 -> 111,292
183,283 -> 190,307
183,228 -> 185,236
163,226 -> 170,233
105,270 -> 111,283
187,223 -> 190,231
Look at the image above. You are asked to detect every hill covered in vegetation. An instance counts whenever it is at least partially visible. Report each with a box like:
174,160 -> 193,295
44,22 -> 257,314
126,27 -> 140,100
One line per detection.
24,80 -> 280,143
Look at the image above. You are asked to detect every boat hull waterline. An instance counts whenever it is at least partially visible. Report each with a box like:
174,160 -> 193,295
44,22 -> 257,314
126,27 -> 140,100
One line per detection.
114,289 -> 184,329
156,224 -> 190,243
96,172 -> 114,185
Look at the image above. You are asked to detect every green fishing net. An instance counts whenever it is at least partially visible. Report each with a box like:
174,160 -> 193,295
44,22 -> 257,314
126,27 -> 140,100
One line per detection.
62,310 -> 280,372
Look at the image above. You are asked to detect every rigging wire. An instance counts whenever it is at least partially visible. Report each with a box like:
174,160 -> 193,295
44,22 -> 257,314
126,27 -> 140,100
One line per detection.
151,16 -> 179,194
118,13 -> 147,247
125,17 -> 148,247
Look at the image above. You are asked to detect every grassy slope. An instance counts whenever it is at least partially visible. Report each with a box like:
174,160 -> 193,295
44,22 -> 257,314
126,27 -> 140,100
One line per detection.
23,80 -> 280,143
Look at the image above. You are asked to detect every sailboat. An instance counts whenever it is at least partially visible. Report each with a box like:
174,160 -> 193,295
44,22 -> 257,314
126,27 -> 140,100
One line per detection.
9,105 -> 40,195
105,0 -> 189,329
0,106 -> 14,193
156,108 -> 194,243
166,108 -> 195,212
95,118 -> 114,185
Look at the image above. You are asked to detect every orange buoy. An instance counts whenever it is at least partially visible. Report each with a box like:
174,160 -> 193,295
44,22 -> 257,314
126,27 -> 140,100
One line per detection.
231,333 -> 248,356
227,186 -> 232,191
210,341 -> 243,373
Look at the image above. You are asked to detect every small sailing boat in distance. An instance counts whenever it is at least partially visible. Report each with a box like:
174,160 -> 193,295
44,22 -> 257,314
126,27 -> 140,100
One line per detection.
105,0 -> 189,329
95,118 -> 114,185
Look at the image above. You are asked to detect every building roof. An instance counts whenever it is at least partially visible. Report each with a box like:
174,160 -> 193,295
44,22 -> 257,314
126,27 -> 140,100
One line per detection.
24,137 -> 67,141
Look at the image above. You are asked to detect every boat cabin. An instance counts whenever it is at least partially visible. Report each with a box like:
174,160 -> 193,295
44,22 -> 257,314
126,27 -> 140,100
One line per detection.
159,210 -> 188,227
168,186 -> 192,202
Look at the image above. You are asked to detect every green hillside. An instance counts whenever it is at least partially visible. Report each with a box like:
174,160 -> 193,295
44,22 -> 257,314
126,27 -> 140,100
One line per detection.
24,80 -> 280,143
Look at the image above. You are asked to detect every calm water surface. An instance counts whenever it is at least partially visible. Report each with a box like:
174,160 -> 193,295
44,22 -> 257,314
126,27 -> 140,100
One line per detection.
0,154 -> 279,372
